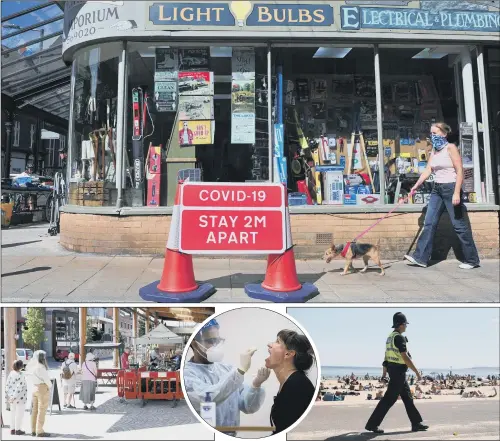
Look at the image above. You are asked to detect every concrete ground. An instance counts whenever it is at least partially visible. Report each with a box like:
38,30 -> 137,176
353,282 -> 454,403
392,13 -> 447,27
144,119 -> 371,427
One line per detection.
2,223 -> 499,303
1,358 -> 213,440
288,399 -> 500,440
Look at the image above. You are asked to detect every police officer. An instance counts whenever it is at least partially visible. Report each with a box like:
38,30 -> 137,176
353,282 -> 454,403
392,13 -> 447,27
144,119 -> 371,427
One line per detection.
365,312 -> 429,434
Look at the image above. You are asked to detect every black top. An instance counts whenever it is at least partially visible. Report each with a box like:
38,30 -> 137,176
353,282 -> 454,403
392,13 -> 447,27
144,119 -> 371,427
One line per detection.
270,371 -> 315,434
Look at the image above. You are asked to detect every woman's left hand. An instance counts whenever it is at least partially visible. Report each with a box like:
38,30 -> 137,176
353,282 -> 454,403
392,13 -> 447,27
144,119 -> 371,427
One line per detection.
452,192 -> 461,206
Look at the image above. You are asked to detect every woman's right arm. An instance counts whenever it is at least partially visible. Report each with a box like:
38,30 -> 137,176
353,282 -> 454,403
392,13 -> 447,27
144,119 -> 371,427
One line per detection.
412,154 -> 433,192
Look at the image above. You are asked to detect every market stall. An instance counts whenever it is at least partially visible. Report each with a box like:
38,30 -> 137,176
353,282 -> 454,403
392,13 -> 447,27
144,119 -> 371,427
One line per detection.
117,324 -> 184,407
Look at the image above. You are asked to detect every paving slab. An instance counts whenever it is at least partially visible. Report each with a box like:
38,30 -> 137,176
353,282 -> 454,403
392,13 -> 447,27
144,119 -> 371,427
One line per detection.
2,223 -> 499,303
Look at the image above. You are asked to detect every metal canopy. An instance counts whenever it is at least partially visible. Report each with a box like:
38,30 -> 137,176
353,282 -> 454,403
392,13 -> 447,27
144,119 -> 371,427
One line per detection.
1,1 -> 69,121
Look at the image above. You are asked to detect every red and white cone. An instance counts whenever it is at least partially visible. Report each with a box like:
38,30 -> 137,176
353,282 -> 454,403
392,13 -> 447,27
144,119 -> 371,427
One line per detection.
244,188 -> 319,302
139,182 -> 216,302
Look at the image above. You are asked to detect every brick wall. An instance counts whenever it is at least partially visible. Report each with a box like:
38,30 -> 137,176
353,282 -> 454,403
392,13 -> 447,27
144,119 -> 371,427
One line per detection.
60,211 -> 500,259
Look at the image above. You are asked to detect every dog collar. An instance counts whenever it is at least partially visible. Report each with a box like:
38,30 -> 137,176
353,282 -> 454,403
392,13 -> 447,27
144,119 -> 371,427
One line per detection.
340,242 -> 352,258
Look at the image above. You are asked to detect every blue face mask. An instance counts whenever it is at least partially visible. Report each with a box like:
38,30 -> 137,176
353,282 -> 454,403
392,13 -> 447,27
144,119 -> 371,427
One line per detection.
430,134 -> 448,151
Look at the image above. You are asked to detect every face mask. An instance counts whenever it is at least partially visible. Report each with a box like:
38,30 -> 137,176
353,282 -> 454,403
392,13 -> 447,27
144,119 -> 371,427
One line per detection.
206,344 -> 224,363
195,341 -> 224,363
430,134 -> 448,151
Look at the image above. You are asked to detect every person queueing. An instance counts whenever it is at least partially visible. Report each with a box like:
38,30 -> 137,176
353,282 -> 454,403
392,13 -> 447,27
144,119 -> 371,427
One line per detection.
80,352 -> 98,411
26,350 -> 52,437
121,347 -> 131,370
60,353 -> 78,409
365,313 -> 429,434
183,319 -> 268,437
5,360 -> 28,435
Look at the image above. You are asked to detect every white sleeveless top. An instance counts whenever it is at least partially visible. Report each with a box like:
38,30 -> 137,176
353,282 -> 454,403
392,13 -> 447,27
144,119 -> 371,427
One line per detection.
430,145 -> 457,184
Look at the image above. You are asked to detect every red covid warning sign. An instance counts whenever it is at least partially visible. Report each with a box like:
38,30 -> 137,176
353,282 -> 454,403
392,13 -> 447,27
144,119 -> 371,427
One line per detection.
179,183 -> 286,255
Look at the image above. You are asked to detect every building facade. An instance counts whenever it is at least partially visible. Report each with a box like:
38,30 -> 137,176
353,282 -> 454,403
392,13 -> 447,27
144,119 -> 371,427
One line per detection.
59,1 -> 500,259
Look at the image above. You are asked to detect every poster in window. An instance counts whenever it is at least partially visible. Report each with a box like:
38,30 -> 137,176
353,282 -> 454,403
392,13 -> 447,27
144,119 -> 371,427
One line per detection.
231,113 -> 256,144
154,81 -> 177,112
355,76 -> 376,98
232,48 -> 255,80
332,75 -> 354,99
461,138 -> 473,167
296,78 -> 310,102
155,48 -> 178,81
179,48 -> 209,71
312,102 -> 326,120
179,96 -> 214,120
178,120 -> 212,146
179,71 -> 214,96
463,168 -> 474,192
312,78 -> 328,100
231,80 -> 255,113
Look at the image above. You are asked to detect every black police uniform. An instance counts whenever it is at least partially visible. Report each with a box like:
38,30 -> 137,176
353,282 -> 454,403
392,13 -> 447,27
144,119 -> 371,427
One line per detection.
366,332 -> 423,429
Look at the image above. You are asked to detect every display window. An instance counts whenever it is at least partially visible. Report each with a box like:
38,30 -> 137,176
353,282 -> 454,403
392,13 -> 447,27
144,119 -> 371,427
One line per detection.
64,41 -> 493,210
272,45 -> 376,206
380,46 -> 467,205
68,42 -> 121,207
123,43 -> 268,207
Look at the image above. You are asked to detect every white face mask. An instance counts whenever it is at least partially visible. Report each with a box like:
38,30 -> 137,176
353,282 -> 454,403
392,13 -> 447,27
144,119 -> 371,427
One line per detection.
195,341 -> 225,363
206,344 -> 224,363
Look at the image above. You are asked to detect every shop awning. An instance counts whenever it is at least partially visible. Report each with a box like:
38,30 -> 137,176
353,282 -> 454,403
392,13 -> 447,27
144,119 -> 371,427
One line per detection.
1,1 -> 70,122
135,323 -> 183,346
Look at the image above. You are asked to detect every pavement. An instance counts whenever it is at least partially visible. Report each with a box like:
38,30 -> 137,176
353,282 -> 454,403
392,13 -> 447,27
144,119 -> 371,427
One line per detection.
2,223 -> 499,303
1,358 -> 213,440
288,399 -> 500,440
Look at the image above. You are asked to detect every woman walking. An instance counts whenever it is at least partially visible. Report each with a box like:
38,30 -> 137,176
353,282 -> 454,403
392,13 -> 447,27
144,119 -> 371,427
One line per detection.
404,122 -> 480,269
26,350 -> 52,437
5,360 -> 28,435
80,352 -> 98,411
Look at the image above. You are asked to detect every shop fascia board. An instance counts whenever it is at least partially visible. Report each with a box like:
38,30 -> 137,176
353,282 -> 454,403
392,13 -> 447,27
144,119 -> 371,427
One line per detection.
60,203 -> 499,217
127,30 -> 500,43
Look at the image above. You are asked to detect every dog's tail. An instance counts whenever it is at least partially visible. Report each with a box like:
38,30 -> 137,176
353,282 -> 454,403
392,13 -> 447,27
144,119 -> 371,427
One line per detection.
376,236 -> 381,248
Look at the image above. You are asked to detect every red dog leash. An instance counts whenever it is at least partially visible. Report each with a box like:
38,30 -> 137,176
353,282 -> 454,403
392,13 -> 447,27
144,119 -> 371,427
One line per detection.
341,190 -> 416,258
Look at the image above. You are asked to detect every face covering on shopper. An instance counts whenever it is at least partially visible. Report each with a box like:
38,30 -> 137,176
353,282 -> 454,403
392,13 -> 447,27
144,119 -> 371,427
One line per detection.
430,134 -> 448,151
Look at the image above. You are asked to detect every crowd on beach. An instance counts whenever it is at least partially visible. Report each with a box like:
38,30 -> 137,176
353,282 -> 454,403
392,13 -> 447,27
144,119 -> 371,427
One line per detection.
317,372 -> 499,402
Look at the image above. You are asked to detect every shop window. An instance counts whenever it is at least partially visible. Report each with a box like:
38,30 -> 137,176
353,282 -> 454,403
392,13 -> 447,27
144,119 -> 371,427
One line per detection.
379,46 -> 463,204
272,46 -> 377,206
68,42 -> 121,207
124,43 -> 268,207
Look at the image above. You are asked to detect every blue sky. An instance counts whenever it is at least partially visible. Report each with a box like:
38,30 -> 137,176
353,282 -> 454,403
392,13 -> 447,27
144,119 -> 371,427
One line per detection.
288,308 -> 500,369
1,1 -> 62,52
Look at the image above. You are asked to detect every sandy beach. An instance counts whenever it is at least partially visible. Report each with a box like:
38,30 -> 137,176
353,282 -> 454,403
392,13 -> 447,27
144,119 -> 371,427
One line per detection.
317,378 -> 499,405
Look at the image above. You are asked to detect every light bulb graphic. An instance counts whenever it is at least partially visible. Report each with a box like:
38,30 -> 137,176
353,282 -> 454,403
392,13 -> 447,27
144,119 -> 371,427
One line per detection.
230,1 -> 253,27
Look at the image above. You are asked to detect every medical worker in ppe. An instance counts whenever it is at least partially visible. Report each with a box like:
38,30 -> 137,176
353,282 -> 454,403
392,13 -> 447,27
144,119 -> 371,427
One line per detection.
183,319 -> 270,435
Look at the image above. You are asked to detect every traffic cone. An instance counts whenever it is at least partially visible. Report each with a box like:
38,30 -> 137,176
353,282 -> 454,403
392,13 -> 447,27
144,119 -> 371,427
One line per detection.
244,188 -> 319,303
139,182 -> 216,303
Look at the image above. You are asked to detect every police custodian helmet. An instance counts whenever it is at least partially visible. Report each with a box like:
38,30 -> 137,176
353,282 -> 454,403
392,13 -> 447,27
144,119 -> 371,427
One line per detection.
392,312 -> 409,328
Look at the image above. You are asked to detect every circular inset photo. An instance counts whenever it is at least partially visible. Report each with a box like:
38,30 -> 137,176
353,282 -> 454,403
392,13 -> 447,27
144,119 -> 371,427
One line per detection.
180,307 -> 320,439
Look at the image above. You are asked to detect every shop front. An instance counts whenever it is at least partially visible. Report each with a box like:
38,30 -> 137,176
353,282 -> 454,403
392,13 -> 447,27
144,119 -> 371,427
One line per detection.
60,1 -> 500,259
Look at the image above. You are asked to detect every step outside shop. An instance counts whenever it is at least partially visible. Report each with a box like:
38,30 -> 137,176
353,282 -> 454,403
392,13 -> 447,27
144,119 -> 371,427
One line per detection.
60,0 -> 500,259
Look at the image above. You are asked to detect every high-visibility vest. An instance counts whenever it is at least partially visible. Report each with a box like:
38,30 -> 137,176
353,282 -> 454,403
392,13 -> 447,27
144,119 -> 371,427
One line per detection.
385,331 -> 406,364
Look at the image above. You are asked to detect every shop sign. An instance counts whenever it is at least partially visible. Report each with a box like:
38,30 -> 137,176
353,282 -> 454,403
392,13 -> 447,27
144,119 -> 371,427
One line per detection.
149,2 -> 236,26
149,2 -> 334,27
340,6 -> 500,32
245,4 -> 334,26
178,183 -> 286,255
